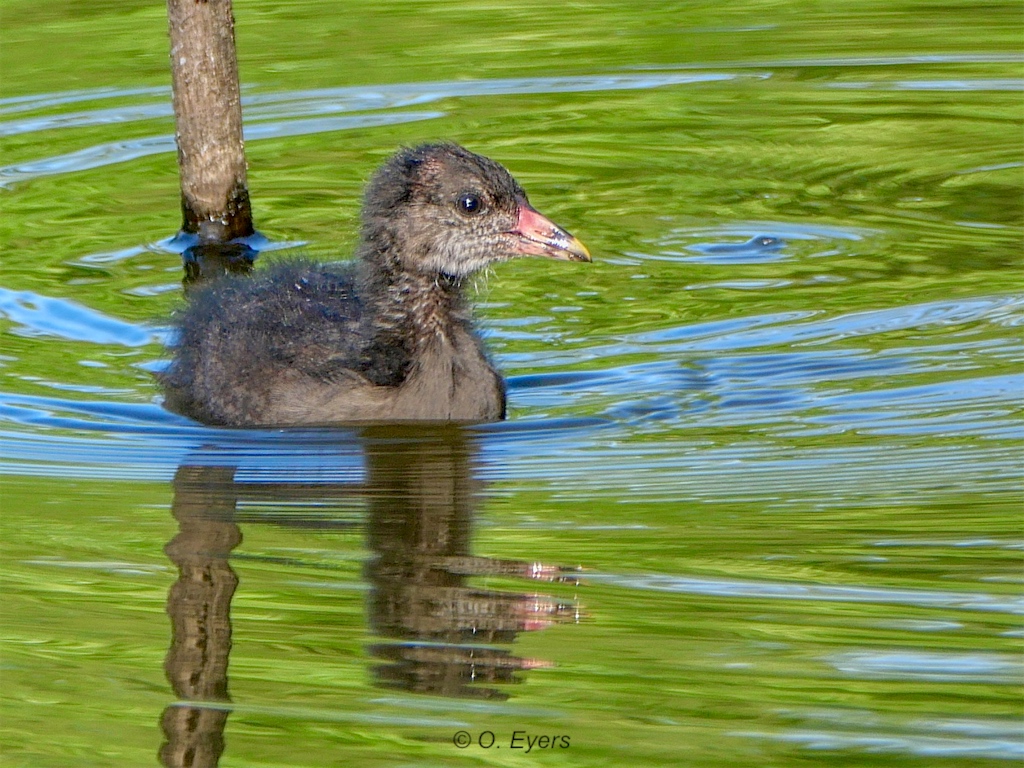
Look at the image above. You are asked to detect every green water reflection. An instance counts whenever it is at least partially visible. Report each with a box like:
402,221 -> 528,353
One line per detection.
1,0 -> 1022,766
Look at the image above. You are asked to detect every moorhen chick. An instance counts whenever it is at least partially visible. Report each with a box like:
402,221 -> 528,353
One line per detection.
162,142 -> 590,426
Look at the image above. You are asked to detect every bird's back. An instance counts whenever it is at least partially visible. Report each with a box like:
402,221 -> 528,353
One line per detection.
162,260 -> 372,425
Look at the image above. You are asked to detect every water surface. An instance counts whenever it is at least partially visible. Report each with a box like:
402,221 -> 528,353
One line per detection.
1,2 -> 1022,766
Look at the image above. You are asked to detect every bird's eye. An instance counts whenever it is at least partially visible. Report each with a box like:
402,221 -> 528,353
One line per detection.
456,193 -> 483,216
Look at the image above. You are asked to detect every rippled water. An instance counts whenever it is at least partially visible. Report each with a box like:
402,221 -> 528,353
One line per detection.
2,2 -> 1022,766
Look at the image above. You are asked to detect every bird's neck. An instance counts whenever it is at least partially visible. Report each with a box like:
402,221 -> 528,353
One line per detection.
359,251 -> 471,350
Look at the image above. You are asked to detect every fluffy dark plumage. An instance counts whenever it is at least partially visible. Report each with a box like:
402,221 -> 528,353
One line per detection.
161,143 -> 588,427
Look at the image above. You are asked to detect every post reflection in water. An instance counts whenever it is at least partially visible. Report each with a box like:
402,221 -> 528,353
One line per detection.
159,425 -> 581,767
161,464 -> 240,768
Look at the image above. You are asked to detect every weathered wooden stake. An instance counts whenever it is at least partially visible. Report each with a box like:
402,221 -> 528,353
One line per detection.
167,0 -> 253,242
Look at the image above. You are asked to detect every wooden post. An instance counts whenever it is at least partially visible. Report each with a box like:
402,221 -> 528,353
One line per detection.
167,0 -> 253,242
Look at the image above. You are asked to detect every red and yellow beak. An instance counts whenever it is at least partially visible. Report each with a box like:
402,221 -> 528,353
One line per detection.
510,204 -> 591,263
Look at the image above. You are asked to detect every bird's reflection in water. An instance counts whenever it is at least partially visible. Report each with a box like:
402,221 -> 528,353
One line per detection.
362,426 -> 579,699
159,425 -> 580,767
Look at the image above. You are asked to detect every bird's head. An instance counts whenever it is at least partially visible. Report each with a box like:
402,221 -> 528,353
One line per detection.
361,142 -> 590,279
